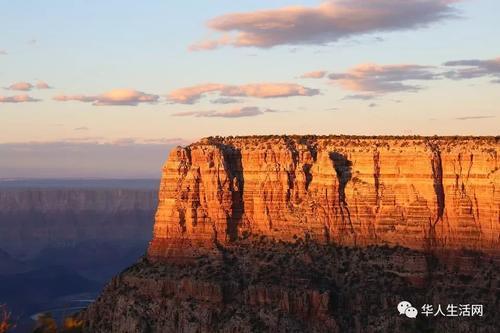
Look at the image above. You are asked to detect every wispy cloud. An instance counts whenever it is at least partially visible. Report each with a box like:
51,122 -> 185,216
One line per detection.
168,83 -> 319,104
0,95 -> 41,103
5,81 -> 53,91
342,94 -> 377,100
0,50 -> 7,55
53,95 -> 96,103
35,81 -> 52,89
191,0 -> 460,50
74,127 -> 89,131
454,115 -> 496,121
210,97 -> 242,104
54,89 -> 159,106
167,84 -> 223,104
5,82 -> 34,91
443,57 -> 500,83
300,71 -> 327,79
328,63 -> 439,93
307,56 -> 500,97
173,106 -> 276,118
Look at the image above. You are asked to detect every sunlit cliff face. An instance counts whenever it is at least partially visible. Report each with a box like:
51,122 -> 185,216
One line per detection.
148,136 -> 499,262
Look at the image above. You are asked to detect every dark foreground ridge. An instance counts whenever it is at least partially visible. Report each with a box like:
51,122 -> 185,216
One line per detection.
81,238 -> 499,332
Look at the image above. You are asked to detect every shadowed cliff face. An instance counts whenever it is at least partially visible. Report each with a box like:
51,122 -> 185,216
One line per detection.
84,239 -> 500,333
148,136 -> 499,261
330,152 -> 354,239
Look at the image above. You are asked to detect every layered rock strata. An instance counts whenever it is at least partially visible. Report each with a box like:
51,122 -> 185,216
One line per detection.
149,136 -> 499,262
82,136 -> 500,333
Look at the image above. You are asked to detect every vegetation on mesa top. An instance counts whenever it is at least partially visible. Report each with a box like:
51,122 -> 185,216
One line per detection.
183,135 -> 499,149
201,134 -> 499,141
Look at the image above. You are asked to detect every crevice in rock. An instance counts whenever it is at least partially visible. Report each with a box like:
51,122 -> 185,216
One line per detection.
303,164 -> 313,191
466,153 -> 474,182
178,208 -> 186,233
373,150 -> 381,212
222,145 -> 244,242
430,146 -> 445,224
285,137 -> 299,202
191,175 -> 201,227
186,145 -> 192,163
329,152 -> 355,236
428,142 -> 445,248
298,136 -> 318,162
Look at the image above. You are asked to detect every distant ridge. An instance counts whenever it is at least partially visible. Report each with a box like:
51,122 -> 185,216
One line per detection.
0,178 -> 159,189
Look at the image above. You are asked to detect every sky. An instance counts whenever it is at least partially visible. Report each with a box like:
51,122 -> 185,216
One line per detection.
0,0 -> 499,178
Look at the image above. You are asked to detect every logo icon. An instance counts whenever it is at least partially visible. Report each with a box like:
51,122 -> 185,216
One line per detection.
398,301 -> 418,318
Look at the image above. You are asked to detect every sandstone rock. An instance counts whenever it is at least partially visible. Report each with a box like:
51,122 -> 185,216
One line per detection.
149,136 -> 499,262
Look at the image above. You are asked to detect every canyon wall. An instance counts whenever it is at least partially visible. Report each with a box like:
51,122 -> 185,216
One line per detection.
148,136 -> 499,261
0,187 -> 157,258
0,182 -> 159,330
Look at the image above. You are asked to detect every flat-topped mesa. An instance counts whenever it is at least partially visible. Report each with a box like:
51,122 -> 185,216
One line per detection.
148,135 -> 500,262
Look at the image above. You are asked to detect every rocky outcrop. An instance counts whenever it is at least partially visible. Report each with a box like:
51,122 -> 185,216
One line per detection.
83,239 -> 500,333
149,136 -> 499,262
82,136 -> 500,333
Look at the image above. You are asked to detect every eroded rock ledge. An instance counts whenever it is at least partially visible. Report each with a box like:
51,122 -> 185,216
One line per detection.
83,239 -> 499,332
149,136 -> 499,262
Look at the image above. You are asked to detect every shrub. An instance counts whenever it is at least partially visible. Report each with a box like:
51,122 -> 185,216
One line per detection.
0,305 -> 15,333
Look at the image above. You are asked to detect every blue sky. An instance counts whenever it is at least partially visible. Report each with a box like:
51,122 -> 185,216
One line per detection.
0,0 -> 499,177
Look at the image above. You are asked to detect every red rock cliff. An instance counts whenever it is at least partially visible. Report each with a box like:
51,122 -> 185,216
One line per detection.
148,136 -> 499,261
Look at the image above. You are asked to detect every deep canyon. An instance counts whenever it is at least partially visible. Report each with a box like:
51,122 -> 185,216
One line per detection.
0,180 -> 158,331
